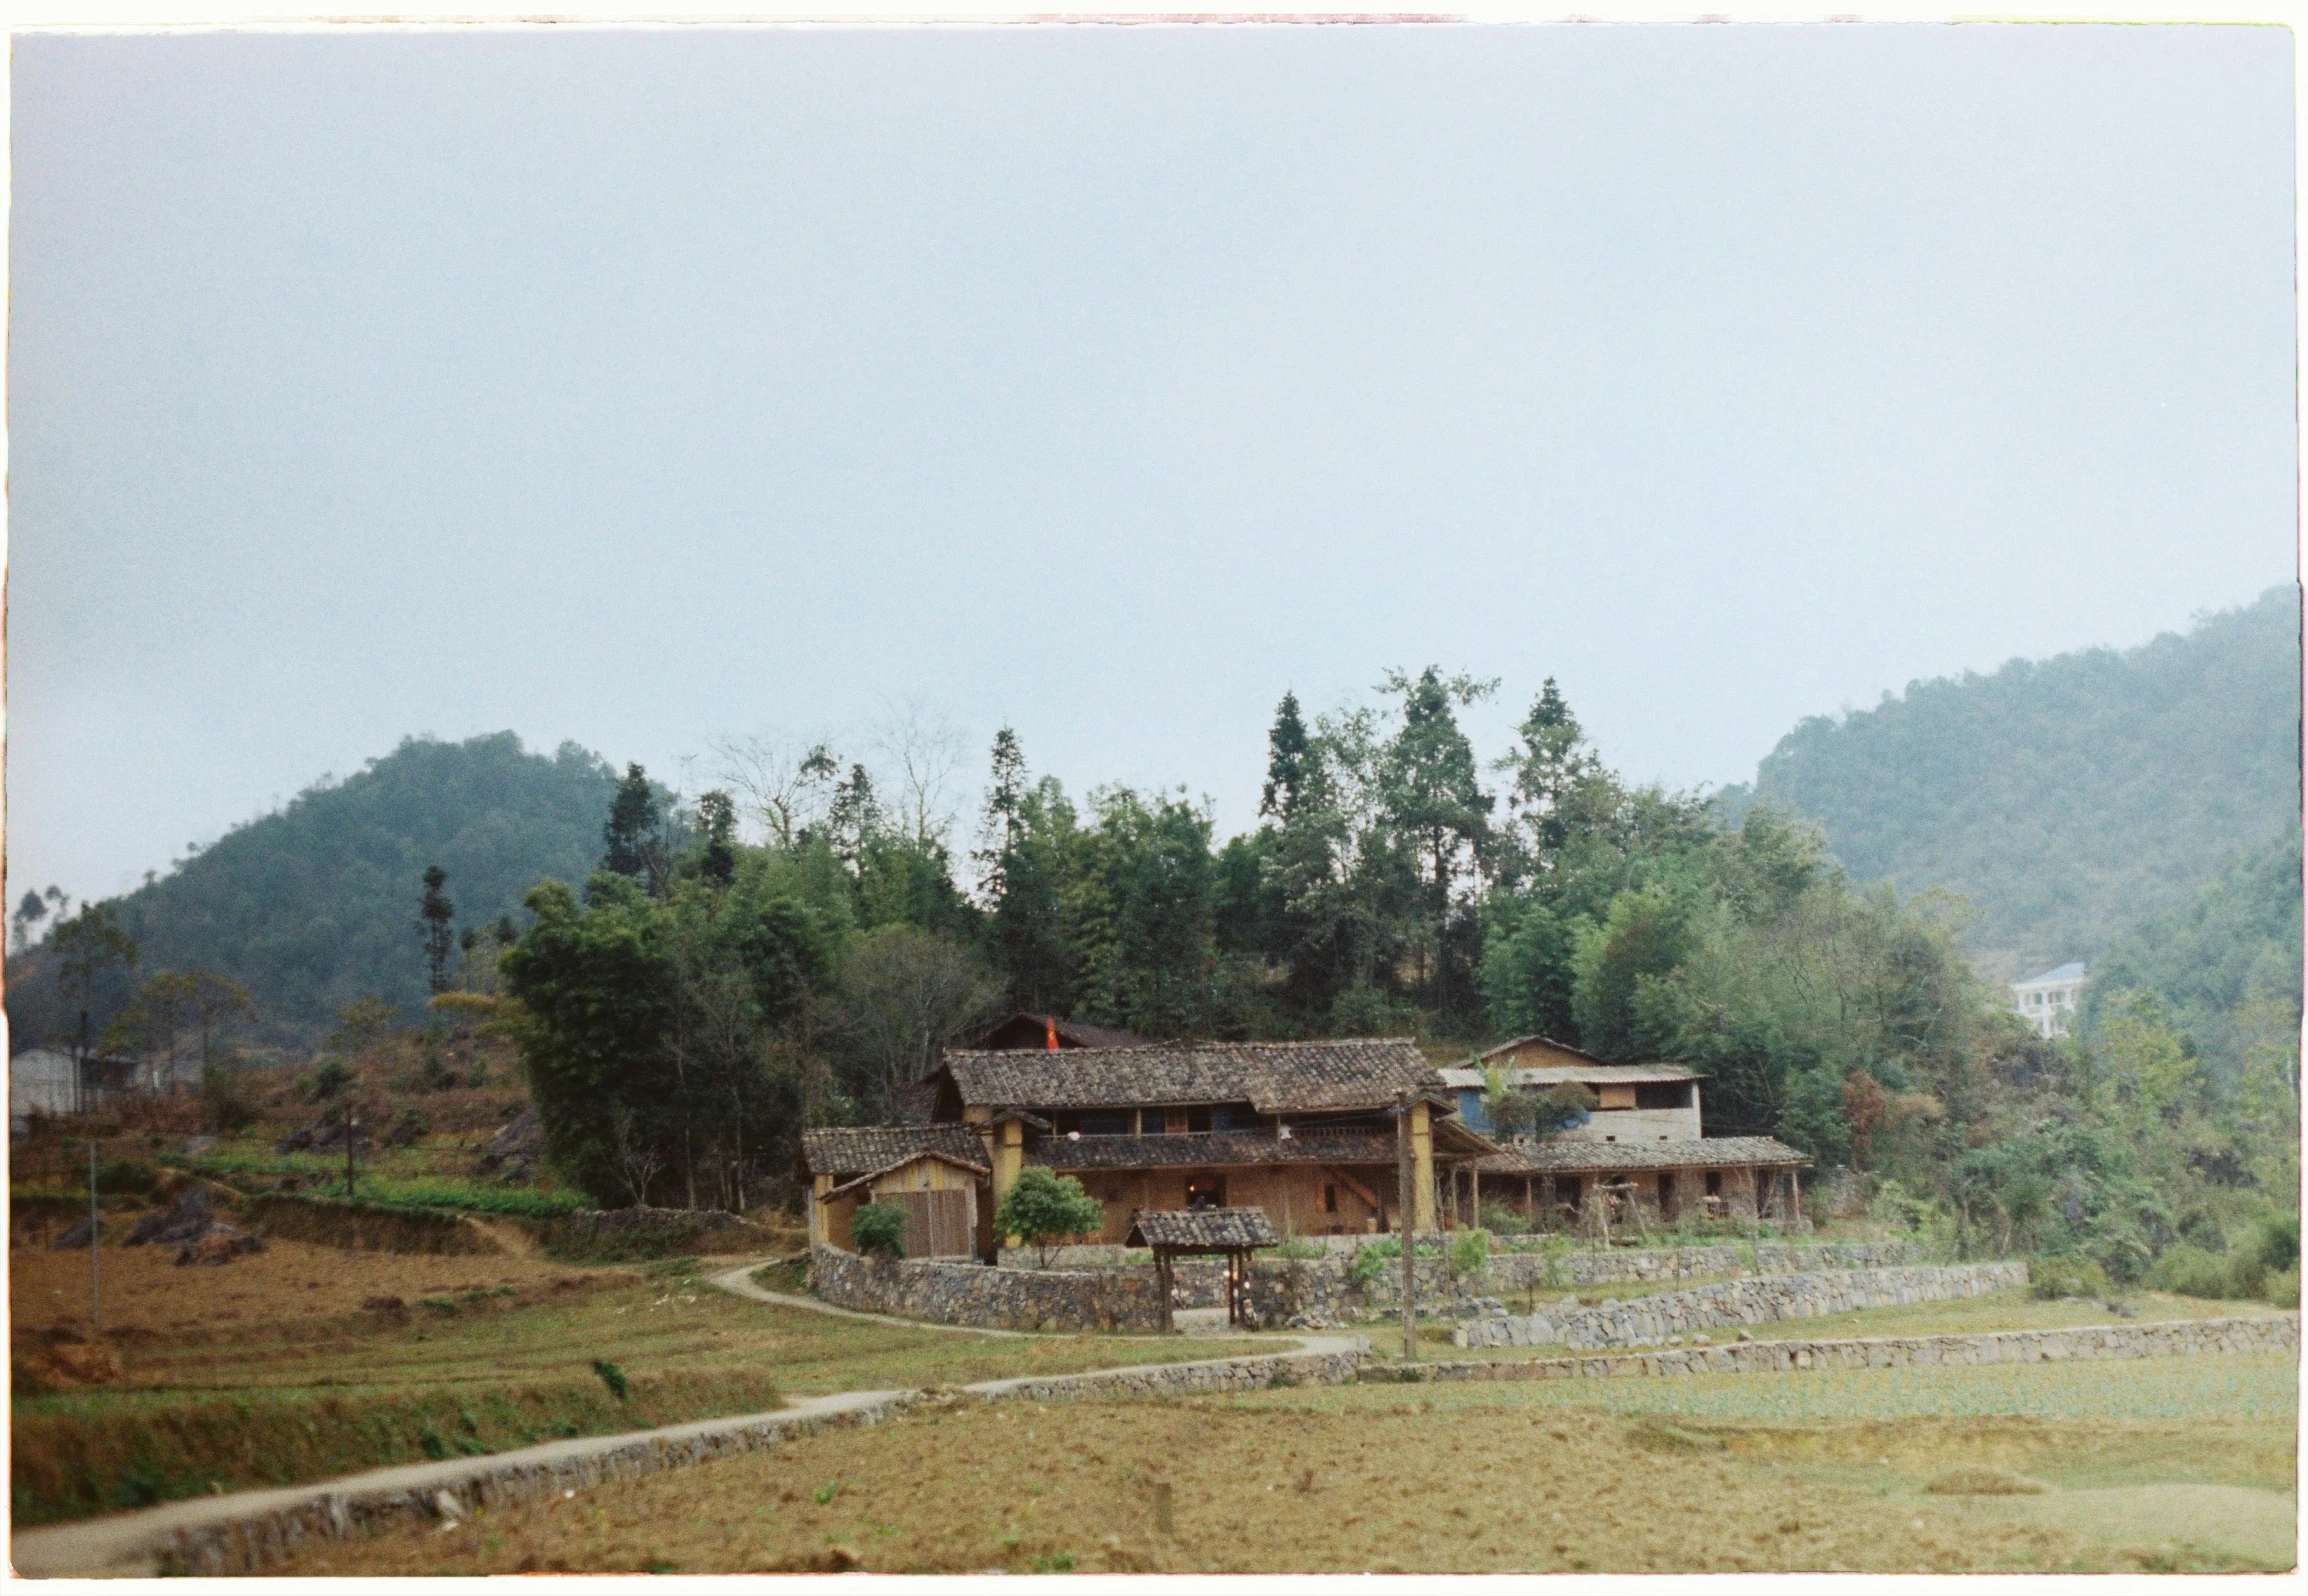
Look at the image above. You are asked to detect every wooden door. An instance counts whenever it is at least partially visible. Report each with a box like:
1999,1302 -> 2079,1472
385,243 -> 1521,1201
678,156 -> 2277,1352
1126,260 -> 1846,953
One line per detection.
890,1188 -> 976,1258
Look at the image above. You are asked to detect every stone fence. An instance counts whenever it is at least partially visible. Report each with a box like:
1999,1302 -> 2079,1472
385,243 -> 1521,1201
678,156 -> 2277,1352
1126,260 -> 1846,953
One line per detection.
1245,1238 -> 1927,1328
1454,1261 -> 2027,1350
1414,1312 -> 2297,1382
809,1243 -> 1168,1332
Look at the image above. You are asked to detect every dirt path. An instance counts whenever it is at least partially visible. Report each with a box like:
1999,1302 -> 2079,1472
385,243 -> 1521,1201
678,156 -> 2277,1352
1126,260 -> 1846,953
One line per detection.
708,1258 -> 1027,1336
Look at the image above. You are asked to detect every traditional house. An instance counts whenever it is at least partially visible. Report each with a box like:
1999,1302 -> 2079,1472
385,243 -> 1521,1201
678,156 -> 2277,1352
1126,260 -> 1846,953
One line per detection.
1442,1036 -> 1703,1143
1443,1037 -> 1811,1231
804,1037 -> 1504,1259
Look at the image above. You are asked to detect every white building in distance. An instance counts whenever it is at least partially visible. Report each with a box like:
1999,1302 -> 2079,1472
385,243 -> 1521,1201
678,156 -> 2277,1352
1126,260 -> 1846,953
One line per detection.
2012,962 -> 2088,1039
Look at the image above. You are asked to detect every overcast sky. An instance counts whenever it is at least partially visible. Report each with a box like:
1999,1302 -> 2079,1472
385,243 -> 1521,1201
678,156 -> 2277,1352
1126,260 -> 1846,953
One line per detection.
7,23 -> 2296,908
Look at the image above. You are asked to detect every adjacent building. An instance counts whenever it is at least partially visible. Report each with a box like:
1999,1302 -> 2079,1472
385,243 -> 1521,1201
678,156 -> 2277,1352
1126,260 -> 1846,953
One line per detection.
2012,962 -> 2087,1039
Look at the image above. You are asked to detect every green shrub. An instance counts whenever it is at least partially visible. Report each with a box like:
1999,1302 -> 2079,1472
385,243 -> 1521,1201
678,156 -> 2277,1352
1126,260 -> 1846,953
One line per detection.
851,1202 -> 907,1260
2253,1215 -> 2299,1275
1270,1239 -> 1327,1260
200,1066 -> 262,1134
993,1168 -> 1105,1266
591,1360 -> 630,1401
306,1059 -> 352,1103
2264,1266 -> 2300,1309
1448,1228 -> 1491,1279
2028,1254 -> 2109,1300
94,1160 -> 157,1196
2146,1243 -> 2264,1301
1349,1239 -> 1400,1289
1479,1202 -> 1531,1236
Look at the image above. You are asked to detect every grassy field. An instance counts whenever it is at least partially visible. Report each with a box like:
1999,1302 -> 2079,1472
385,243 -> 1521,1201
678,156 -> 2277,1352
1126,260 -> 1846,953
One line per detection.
273,1352 -> 2298,1575
9,1239 -> 1264,1524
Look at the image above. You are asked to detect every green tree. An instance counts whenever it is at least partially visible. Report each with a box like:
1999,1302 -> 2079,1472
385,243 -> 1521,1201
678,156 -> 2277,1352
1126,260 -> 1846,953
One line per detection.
697,790 -> 739,887
994,1167 -> 1106,1267
1377,667 -> 1497,1026
824,925 -> 1005,1117
419,865 -> 456,995
602,763 -> 663,885
977,730 -> 1079,1012
53,902 -> 139,1066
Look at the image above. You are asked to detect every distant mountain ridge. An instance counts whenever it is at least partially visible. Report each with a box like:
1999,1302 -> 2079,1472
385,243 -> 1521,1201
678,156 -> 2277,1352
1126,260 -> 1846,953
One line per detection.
1720,585 -> 2302,980
7,733 -> 618,1050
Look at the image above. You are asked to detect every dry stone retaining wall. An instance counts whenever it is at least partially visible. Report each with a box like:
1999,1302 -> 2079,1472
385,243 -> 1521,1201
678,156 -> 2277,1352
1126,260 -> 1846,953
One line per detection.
1416,1312 -> 2297,1382
810,1243 -> 1168,1331
1455,1261 -> 2027,1350
1248,1239 -> 1925,1327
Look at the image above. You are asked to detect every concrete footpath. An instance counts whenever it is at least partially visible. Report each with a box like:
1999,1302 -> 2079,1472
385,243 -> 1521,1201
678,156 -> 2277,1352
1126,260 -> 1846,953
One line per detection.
12,1260 -> 1360,1578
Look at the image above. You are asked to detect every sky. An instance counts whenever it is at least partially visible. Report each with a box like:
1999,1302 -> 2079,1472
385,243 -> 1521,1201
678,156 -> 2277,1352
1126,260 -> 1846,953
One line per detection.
6,22 -> 2297,908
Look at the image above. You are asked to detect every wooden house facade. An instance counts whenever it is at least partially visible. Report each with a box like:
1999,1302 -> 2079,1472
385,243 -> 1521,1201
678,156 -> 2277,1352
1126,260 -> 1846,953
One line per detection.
804,1038 -> 1503,1259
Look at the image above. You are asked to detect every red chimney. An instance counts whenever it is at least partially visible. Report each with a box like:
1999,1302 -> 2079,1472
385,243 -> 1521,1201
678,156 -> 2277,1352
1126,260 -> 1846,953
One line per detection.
1045,1016 -> 1060,1051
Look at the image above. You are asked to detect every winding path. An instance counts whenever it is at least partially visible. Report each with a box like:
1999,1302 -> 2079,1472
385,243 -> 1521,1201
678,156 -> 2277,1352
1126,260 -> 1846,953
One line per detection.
12,1257 -> 1351,1578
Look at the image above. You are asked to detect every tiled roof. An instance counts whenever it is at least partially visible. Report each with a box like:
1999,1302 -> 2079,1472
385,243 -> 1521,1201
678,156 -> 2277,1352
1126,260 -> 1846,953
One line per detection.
1034,1130 -> 1393,1171
1030,1118 -> 1496,1172
940,1038 -> 1441,1115
802,1124 -> 988,1178
969,1012 -> 1151,1050
825,1148 -> 990,1202
1438,1063 -> 1698,1089
1474,1136 -> 1812,1174
1126,1207 -> 1281,1250
1472,1035 -> 1610,1066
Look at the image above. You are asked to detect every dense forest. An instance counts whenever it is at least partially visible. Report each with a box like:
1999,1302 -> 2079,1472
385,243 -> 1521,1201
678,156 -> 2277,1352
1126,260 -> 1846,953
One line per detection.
1720,585 -> 2302,980
7,734 -> 621,1049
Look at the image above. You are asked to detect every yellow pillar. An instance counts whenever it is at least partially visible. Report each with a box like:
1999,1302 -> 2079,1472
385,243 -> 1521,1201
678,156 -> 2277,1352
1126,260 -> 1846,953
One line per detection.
1410,1100 -> 1435,1234
810,1174 -> 833,1245
992,1120 -> 1025,1247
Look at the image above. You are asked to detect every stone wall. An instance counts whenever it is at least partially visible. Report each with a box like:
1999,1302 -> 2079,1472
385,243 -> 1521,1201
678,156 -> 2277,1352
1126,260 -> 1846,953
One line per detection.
810,1243 -> 1169,1332
1454,1261 -> 2027,1350
1414,1312 -> 2297,1382
1242,1238 -> 1925,1328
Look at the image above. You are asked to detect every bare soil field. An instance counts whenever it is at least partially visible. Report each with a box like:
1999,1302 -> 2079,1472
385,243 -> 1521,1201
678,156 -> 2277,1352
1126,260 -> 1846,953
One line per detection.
275,1353 -> 2298,1575
9,1245 -> 1263,1524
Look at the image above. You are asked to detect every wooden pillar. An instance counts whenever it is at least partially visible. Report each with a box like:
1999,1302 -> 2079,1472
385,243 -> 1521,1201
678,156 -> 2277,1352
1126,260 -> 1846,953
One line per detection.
810,1174 -> 834,1244
1156,1252 -> 1175,1334
1410,1100 -> 1435,1234
992,1120 -> 1025,1245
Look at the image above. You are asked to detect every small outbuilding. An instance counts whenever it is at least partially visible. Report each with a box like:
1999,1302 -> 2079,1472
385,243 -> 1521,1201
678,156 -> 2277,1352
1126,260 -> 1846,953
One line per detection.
1126,1207 -> 1281,1332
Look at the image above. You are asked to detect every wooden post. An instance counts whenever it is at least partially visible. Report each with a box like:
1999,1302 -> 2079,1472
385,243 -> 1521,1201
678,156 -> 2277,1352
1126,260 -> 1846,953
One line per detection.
87,1138 -> 101,1334
1156,1252 -> 1175,1334
1395,1091 -> 1417,1363
1540,1173 -> 1556,1234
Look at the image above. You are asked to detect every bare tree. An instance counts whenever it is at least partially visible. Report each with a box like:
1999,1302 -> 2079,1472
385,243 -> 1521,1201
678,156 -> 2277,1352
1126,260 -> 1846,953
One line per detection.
826,926 -> 1005,1117
712,731 -> 840,848
867,698 -> 967,849
609,1107 -> 665,1209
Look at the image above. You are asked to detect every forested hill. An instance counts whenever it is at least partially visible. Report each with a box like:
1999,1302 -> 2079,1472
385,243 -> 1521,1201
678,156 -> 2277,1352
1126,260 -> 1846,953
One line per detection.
8,734 -> 618,1049
1722,585 -> 2302,978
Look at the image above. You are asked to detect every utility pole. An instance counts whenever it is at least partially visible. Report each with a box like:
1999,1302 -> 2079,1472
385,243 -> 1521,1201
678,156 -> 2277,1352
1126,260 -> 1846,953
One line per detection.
88,1138 -> 102,1333
1395,1089 -> 1417,1364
